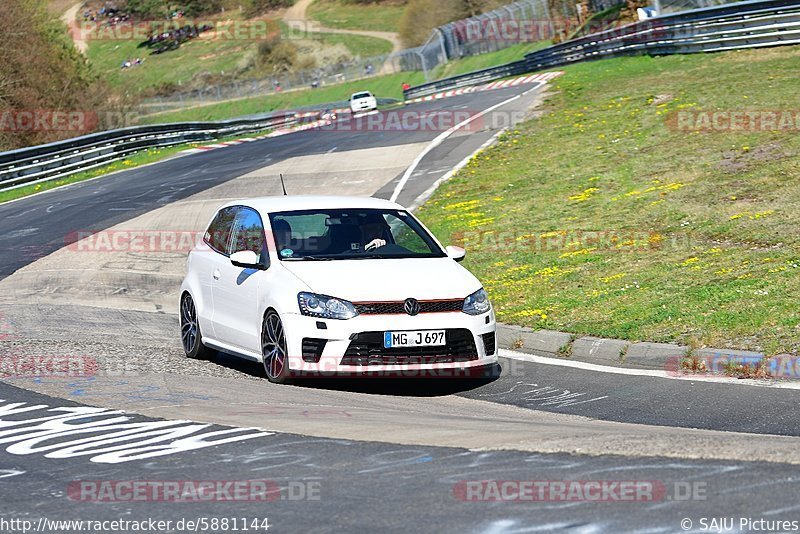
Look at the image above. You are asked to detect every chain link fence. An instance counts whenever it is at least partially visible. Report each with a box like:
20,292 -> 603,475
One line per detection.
657,0 -> 738,13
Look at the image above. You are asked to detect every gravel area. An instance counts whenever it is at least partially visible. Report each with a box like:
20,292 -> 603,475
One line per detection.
0,304 -> 266,382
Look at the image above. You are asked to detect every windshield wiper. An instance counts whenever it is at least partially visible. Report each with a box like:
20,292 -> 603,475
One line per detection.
283,255 -> 335,261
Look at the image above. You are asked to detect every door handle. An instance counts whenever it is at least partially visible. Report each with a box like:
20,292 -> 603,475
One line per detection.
212,269 -> 221,280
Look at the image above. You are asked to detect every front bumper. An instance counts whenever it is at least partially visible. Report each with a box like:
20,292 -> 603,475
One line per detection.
282,310 -> 497,377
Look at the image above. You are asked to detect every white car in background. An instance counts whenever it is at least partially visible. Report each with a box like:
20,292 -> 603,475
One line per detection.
349,91 -> 377,114
179,195 -> 497,383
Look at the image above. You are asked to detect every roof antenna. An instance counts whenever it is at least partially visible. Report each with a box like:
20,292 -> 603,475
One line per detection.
279,173 -> 288,196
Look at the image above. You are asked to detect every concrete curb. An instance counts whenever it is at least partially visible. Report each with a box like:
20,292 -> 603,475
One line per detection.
496,323 -> 766,373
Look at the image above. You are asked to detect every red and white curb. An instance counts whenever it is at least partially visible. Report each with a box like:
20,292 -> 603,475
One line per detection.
404,71 -> 563,104
265,118 -> 332,137
481,70 -> 562,89
181,139 -> 256,154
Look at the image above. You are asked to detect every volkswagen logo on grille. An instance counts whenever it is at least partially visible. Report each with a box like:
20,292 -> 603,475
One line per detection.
403,298 -> 420,316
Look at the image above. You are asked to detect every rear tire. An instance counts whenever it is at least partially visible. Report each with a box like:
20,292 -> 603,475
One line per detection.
262,310 -> 291,384
180,293 -> 214,360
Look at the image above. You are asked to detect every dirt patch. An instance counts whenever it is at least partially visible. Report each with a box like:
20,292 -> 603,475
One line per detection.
718,142 -> 790,173
650,93 -> 673,106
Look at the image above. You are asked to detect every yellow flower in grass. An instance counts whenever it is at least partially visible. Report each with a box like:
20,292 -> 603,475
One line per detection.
587,288 -> 610,298
539,231 -> 563,239
513,309 -> 548,320
468,218 -> 495,227
443,199 -> 480,211
560,247 -> 596,258
534,266 -> 576,279
600,273 -> 626,283
568,187 -> 599,202
749,210 -> 774,220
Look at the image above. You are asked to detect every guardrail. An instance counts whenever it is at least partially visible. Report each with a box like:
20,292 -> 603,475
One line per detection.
0,113 -> 297,192
405,0 -> 800,99
402,60 -> 532,100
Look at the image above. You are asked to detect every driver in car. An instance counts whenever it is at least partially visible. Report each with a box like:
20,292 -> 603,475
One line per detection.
360,214 -> 392,251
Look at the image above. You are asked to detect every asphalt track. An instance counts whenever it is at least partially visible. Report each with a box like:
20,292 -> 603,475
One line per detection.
2,79 -> 800,533
3,381 -> 800,533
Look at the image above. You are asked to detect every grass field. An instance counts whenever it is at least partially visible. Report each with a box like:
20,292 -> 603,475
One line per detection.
87,18 -> 392,94
431,42 -> 552,79
317,31 -> 393,56
417,46 -> 800,355
87,19 -> 266,93
307,0 -> 405,32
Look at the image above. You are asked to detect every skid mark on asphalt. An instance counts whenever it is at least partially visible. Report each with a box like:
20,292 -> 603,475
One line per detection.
476,381 -> 609,408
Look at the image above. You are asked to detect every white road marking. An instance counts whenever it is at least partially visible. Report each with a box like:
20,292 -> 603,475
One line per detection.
390,83 -> 543,203
0,401 -> 272,464
498,349 -> 800,390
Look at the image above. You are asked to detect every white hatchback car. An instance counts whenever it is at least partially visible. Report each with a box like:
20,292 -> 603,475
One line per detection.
349,91 -> 377,114
180,195 -> 497,383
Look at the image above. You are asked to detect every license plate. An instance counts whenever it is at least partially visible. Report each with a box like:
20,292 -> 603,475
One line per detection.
384,330 -> 446,348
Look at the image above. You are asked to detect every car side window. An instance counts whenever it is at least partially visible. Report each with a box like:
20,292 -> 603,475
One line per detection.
230,207 -> 268,261
204,206 -> 238,255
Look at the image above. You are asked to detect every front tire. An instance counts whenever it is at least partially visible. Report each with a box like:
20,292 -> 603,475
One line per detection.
262,310 -> 291,384
180,293 -> 214,360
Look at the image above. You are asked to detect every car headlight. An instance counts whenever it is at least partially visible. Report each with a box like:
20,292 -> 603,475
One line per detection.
462,288 -> 491,315
298,292 -> 358,320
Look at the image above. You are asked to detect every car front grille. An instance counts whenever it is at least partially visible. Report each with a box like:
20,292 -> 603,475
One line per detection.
301,338 -> 327,362
481,332 -> 496,356
341,329 -> 478,366
354,299 -> 463,316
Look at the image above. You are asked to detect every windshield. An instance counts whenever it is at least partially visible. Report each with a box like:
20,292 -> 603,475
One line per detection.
352,92 -> 372,99
268,208 -> 446,261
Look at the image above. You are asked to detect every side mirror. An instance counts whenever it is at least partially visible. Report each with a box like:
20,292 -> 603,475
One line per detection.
445,245 -> 466,262
230,250 -> 264,270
